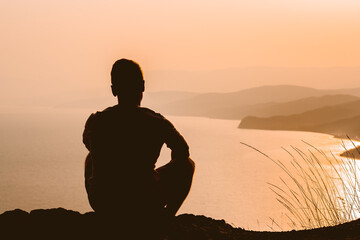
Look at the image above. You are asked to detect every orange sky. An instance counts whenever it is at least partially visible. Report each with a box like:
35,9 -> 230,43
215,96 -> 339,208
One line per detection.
1,0 -> 360,103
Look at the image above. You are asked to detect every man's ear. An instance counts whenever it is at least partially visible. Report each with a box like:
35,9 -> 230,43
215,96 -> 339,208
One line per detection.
111,85 -> 117,97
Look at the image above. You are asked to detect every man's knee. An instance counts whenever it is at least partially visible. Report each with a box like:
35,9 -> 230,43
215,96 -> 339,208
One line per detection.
175,157 -> 195,178
186,157 -> 195,176
188,157 -> 195,169
179,157 -> 194,188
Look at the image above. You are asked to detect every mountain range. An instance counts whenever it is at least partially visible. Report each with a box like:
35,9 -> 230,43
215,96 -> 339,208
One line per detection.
146,85 -> 360,120
56,85 -> 360,139
239,100 -> 360,138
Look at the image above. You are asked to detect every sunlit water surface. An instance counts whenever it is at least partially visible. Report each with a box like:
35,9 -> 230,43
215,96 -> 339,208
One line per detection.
0,107 -> 359,230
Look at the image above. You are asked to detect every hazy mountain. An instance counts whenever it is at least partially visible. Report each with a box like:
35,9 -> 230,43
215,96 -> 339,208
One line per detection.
55,85 -> 360,121
333,88 -> 360,97
154,85 -> 360,119
159,85 -> 327,116
239,100 -> 360,138
201,94 -> 360,119
142,91 -> 198,111
244,94 -> 359,117
147,67 -> 360,92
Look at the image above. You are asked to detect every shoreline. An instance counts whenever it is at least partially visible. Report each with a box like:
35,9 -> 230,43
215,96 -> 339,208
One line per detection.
238,123 -> 360,160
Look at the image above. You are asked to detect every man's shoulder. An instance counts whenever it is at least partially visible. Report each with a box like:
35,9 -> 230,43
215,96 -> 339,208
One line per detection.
138,107 -> 165,119
86,106 -> 171,125
85,105 -> 117,124
138,107 -> 177,130
90,105 -> 118,116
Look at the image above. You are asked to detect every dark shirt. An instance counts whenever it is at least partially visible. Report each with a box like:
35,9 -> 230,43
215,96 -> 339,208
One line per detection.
83,105 -> 189,203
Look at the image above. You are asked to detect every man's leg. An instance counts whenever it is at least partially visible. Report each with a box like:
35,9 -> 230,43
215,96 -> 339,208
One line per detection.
156,158 -> 195,217
84,153 -> 98,211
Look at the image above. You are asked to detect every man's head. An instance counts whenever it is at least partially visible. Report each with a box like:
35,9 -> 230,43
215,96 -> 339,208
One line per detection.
111,59 -> 145,105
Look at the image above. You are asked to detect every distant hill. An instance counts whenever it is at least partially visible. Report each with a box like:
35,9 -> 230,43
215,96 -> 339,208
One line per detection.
201,94 -> 360,119
147,67 -> 360,92
239,100 -> 360,139
155,85 -> 360,119
243,95 -> 359,117
142,91 -> 198,112
327,87 -> 360,97
158,85 -> 329,117
55,85 -> 360,121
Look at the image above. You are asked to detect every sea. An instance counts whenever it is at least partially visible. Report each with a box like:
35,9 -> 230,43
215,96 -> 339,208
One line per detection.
0,106 -> 359,231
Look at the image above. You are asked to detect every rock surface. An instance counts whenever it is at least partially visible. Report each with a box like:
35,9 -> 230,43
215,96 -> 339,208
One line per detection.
1,208 -> 360,239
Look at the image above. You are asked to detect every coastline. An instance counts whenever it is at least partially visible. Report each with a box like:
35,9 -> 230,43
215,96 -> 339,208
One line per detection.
238,120 -> 360,161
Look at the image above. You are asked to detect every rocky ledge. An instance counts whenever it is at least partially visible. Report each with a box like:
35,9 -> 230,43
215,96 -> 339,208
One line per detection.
1,208 -> 360,239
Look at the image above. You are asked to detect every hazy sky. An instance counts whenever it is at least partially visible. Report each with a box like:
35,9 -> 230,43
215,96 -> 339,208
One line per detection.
1,0 -> 360,104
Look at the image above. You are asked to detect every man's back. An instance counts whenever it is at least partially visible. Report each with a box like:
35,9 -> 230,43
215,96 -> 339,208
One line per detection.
83,105 -> 189,213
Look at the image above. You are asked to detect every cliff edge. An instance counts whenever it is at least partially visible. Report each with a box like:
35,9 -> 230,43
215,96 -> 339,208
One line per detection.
1,208 -> 360,239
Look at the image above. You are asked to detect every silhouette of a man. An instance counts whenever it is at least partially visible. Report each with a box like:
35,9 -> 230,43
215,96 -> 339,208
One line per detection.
83,59 -> 195,224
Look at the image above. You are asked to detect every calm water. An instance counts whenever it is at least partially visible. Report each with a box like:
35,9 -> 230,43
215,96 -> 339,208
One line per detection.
0,106 -> 358,230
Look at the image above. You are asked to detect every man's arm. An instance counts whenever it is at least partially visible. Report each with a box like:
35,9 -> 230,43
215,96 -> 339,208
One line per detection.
83,113 -> 96,151
158,117 -> 195,217
83,113 -> 97,206
162,118 -> 190,162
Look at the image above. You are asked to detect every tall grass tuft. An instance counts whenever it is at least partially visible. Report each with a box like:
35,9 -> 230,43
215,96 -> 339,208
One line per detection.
241,139 -> 360,230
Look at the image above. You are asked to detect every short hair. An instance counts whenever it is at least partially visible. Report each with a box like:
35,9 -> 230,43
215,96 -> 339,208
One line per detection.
111,59 -> 144,92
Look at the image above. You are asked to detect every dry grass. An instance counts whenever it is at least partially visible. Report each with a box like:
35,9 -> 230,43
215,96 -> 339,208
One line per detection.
241,138 -> 360,230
